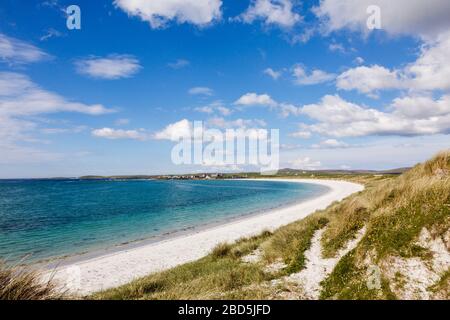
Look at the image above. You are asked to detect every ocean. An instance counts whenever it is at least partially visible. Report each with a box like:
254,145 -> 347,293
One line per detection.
0,179 -> 328,264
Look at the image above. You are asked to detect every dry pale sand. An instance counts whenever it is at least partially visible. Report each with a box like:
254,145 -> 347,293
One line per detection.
45,179 -> 364,295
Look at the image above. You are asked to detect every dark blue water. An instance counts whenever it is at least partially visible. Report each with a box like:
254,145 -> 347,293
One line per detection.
0,179 -> 328,264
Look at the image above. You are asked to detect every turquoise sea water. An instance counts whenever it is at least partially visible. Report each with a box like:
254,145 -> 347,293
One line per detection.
0,179 -> 328,264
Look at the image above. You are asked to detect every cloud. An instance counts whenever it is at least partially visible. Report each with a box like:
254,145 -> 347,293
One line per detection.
405,32 -> 450,91
0,72 -> 115,163
238,0 -> 301,28
289,157 -> 322,170
40,28 -> 63,41
207,117 -> 266,129
153,119 -> 193,141
0,33 -> 49,64
0,116 -> 36,146
75,54 -> 141,80
92,117 -> 268,144
195,106 -> 214,114
264,68 -> 282,80
234,93 -> 277,107
280,143 -> 302,150
39,0 -> 65,12
115,118 -> 130,126
234,93 -> 302,117
328,42 -> 346,53
114,0 -> 222,29
392,95 -> 450,118
336,32 -> 450,95
188,87 -> 214,96
290,131 -> 312,139
0,142 -> 63,165
92,128 -> 148,140
277,103 -> 302,117
282,135 -> 450,171
168,59 -> 190,69
0,72 -> 115,117
292,28 -> 315,44
311,139 -> 350,149
41,125 -> 87,135
195,101 -> 232,116
313,0 -> 450,39
336,65 -> 403,96
354,57 -> 365,65
292,65 -> 336,85
152,118 -> 267,143
299,94 -> 450,137
205,118 -> 270,143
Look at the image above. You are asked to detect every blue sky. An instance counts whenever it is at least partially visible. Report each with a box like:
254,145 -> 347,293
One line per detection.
1,0 -> 450,178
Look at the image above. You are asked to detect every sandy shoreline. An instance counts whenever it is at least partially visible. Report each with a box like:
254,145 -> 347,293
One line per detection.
45,179 -> 364,295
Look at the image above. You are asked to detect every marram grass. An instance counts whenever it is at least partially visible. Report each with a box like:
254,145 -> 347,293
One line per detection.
0,261 -> 65,300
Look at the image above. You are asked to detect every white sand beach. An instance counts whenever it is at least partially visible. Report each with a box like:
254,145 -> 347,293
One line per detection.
45,179 -> 363,295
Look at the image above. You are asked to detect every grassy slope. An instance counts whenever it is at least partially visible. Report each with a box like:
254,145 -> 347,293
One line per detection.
320,152 -> 450,299
93,151 -> 449,300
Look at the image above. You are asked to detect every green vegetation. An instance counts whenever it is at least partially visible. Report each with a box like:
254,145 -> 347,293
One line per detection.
319,251 -> 396,300
94,151 -> 449,300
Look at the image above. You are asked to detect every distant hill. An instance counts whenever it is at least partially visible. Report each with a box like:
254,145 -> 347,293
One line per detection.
277,167 -> 411,176
78,167 -> 411,180
79,175 -> 155,180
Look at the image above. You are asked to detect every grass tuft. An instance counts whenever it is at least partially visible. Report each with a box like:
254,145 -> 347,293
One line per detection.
0,261 -> 64,300
211,243 -> 232,259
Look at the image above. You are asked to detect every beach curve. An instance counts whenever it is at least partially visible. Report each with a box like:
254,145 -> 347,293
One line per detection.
45,179 -> 364,295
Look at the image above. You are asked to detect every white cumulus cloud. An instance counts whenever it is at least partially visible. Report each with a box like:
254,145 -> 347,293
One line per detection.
195,101 -> 232,116
92,128 -> 148,140
392,95 -> 450,119
114,0 -> 222,29
406,32 -> 450,91
313,0 -> 450,39
298,94 -> 450,137
235,93 -> 302,117
293,65 -> 336,85
75,54 -> 141,80
336,32 -> 450,95
337,65 -> 403,96
238,0 -> 301,28
264,68 -> 282,80
153,119 -> 193,141
234,93 -> 277,107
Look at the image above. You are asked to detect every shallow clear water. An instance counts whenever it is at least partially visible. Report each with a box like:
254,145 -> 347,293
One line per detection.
0,179 -> 328,264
